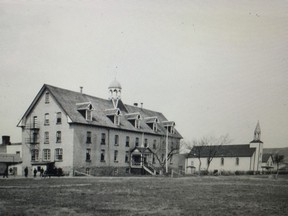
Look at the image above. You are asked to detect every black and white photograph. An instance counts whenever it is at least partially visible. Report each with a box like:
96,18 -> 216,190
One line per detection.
0,0 -> 287,215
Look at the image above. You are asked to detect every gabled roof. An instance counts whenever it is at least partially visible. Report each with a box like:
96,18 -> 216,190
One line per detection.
187,144 -> 256,158
105,108 -> 120,116
145,117 -> 158,124
18,84 -> 182,138
262,153 -> 273,163
131,147 -> 153,154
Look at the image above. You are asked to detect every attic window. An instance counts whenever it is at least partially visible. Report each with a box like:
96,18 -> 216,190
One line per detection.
76,102 -> 94,121
105,108 -> 121,126
45,92 -> 50,104
125,113 -> 141,129
163,121 -> 175,134
145,117 -> 158,132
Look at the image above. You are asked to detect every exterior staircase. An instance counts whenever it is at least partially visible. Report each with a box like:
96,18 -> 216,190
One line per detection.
143,163 -> 157,175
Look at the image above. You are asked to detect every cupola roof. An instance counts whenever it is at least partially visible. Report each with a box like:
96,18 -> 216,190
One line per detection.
108,79 -> 122,89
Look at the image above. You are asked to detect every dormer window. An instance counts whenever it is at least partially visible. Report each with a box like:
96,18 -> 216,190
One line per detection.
105,108 -> 121,126
163,121 -> 176,134
76,102 -> 94,121
145,117 -> 158,132
125,113 -> 141,129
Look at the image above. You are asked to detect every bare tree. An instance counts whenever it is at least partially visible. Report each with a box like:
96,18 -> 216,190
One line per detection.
185,134 -> 231,174
273,153 -> 284,179
151,135 -> 180,174
204,135 -> 231,171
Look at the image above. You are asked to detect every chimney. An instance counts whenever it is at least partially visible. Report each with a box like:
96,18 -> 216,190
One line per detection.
133,103 -> 138,107
140,103 -> 143,109
80,86 -> 83,94
2,136 -> 10,145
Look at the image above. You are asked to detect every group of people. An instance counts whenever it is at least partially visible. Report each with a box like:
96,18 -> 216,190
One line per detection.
3,166 -> 47,178
24,166 -> 45,177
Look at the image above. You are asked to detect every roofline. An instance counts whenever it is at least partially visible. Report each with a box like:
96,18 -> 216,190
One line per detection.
17,84 -> 46,127
17,84 -> 71,127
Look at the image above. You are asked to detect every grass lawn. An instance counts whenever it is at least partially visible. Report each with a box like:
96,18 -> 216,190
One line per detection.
0,175 -> 287,215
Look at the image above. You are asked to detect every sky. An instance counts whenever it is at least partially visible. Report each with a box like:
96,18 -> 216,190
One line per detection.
0,0 -> 287,148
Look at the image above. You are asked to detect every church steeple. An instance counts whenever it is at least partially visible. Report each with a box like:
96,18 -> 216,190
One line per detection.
253,121 -> 261,142
108,79 -> 122,108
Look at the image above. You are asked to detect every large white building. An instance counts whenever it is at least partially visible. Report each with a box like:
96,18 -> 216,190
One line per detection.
17,81 -> 182,176
185,122 -> 263,174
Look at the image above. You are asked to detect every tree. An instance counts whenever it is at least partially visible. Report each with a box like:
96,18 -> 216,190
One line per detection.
151,134 -> 180,175
204,135 -> 231,171
273,153 -> 284,179
185,134 -> 231,174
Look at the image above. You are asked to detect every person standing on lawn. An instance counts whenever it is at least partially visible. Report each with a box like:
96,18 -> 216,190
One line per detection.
3,166 -> 8,178
24,166 -> 28,177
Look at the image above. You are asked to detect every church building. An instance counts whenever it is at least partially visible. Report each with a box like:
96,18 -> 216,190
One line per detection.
17,81 -> 182,176
185,122 -> 263,174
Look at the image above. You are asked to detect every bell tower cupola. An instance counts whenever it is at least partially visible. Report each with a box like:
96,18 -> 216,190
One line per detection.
108,79 -> 122,108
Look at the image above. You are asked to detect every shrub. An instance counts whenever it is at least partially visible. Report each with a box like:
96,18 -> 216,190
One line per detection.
246,170 -> 254,175
200,170 -> 209,176
235,170 -> 245,175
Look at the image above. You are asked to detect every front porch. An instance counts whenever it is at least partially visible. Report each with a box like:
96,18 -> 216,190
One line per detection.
130,147 -> 157,175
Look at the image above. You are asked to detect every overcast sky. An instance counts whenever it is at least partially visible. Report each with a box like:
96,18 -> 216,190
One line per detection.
0,0 -> 287,148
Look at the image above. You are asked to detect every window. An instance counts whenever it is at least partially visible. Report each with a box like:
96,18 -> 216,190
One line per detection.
56,131 -> 61,143
114,150 -> 118,162
135,137 -> 139,147
144,139 -> 148,148
86,131 -> 92,144
44,113 -> 49,125
86,149 -> 91,161
125,136 -> 130,147
161,154 -> 164,162
45,92 -> 50,104
114,135 -> 119,146
170,154 -> 173,164
236,157 -> 239,166
153,122 -> 157,131
100,149 -> 105,162
135,119 -> 140,128
86,110 -> 92,121
152,155 -> 156,164
16,151 -> 20,155
32,132 -> 39,144
101,133 -> 106,145
77,102 -> 94,121
44,132 -> 49,144
190,161 -> 194,166
114,115 -> 120,125
55,148 -> 63,161
153,140 -> 156,149
221,157 -> 224,166
43,149 -> 51,161
125,151 -> 129,163
86,168 -> 90,175
32,116 -> 38,128
56,112 -> 62,124
31,149 -> 39,161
